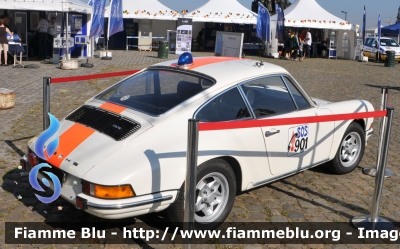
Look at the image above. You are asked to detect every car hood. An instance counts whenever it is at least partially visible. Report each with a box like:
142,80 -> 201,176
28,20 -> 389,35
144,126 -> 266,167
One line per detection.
28,102 -> 153,178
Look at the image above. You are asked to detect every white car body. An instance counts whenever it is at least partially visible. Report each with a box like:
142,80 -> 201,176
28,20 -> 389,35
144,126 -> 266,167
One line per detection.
24,56 -> 374,222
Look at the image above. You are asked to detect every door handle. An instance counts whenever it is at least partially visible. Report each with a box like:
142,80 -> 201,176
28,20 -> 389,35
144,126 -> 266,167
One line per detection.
265,130 -> 280,137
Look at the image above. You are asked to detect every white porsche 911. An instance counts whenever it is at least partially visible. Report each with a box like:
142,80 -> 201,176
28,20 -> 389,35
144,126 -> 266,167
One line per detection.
22,53 -> 375,228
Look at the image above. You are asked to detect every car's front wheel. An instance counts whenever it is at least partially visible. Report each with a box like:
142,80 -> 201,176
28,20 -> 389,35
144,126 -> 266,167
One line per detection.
167,159 -> 236,229
329,122 -> 365,174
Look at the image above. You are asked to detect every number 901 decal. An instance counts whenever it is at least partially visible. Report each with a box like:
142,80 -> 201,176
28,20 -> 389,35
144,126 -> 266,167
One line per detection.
288,124 -> 309,155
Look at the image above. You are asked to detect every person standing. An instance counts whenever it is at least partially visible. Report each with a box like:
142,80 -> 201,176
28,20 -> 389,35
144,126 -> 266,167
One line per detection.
290,31 -> 299,60
284,30 -> 292,59
304,29 -> 312,59
47,17 -> 57,58
0,17 -> 13,66
34,15 -> 49,60
298,37 -> 304,61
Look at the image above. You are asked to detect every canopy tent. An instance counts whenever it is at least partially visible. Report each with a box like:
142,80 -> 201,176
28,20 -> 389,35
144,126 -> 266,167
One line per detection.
270,0 -> 351,30
0,0 -> 92,13
183,0 -> 258,24
382,22 -> 400,35
104,0 -> 179,20
381,23 -> 400,43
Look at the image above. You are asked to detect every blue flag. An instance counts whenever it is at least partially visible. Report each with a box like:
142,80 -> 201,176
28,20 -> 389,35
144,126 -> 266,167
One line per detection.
90,0 -> 107,38
377,15 -> 381,50
275,3 -> 285,43
108,0 -> 124,40
256,2 -> 270,42
362,6 -> 366,44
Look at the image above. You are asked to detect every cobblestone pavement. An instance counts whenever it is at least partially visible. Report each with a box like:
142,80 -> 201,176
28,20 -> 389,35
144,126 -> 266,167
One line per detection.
1,51 -> 400,248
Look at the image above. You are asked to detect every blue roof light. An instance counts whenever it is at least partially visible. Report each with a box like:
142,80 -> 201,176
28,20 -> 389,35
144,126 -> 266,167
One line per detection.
177,52 -> 194,67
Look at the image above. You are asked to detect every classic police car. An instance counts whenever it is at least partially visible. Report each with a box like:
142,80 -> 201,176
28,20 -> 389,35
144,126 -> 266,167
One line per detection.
362,36 -> 400,62
21,54 -> 375,229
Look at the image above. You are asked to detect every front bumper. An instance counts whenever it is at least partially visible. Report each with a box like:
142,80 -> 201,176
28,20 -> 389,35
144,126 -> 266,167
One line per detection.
380,54 -> 400,61
20,154 -> 178,219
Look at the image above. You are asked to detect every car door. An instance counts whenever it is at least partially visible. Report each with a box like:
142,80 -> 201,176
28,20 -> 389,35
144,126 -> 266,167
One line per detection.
363,37 -> 375,59
195,86 -> 272,187
239,75 -> 334,176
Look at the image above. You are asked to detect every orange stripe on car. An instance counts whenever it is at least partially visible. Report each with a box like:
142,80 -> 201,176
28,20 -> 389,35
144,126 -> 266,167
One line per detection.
170,57 -> 242,69
47,124 -> 95,167
99,102 -> 127,114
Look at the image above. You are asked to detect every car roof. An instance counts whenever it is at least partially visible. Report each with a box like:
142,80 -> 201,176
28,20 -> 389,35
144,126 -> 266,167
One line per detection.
153,57 -> 289,88
366,36 -> 395,39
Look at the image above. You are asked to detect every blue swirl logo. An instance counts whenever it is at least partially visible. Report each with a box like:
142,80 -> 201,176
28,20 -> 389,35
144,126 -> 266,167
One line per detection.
29,163 -> 62,203
29,113 -> 61,204
35,114 -> 60,160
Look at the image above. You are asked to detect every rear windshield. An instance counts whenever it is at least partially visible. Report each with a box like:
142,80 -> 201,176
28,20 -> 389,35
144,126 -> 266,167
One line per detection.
96,70 -> 215,116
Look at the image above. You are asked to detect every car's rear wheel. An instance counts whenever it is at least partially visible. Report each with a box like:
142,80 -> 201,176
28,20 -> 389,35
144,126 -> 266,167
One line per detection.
329,122 -> 365,174
167,159 -> 236,229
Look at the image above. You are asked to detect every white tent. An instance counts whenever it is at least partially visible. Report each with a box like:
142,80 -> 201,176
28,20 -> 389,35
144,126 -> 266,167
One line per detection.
271,0 -> 351,30
0,0 -> 92,13
104,0 -> 179,20
183,0 -> 257,24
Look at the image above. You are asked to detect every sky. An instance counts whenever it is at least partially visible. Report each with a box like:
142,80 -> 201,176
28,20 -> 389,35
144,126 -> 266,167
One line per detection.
159,0 -> 400,28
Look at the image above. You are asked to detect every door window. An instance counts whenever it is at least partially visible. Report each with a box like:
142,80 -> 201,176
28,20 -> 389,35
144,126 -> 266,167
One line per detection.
196,87 -> 251,122
240,76 -> 297,118
283,76 -> 311,110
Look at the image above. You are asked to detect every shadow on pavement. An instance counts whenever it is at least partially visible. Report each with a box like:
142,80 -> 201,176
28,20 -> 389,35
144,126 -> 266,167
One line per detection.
3,135 -> 34,157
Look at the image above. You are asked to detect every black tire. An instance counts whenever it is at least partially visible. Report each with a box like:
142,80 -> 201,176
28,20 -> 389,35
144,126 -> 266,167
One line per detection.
328,122 -> 365,174
167,159 -> 236,229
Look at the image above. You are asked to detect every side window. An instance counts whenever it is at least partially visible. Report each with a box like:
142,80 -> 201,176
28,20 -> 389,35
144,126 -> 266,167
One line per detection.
365,38 -> 372,46
240,76 -> 297,118
283,76 -> 311,110
196,88 -> 250,122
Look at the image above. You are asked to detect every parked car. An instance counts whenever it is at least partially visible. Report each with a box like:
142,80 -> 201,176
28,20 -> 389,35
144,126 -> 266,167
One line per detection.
362,36 -> 400,62
21,54 -> 375,229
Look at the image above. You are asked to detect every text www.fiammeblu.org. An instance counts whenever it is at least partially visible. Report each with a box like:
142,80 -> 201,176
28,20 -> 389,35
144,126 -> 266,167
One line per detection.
122,227 -> 400,242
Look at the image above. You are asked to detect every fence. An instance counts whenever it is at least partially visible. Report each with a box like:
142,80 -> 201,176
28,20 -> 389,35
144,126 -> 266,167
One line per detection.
42,70 -> 140,129
185,106 -> 393,248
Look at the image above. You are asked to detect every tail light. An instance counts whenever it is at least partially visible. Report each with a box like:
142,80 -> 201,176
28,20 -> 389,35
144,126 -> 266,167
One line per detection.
76,196 -> 88,210
27,153 -> 38,166
82,181 -> 135,199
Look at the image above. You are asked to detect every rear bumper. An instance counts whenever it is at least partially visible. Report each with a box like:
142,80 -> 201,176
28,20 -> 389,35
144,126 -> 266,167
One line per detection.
75,191 -> 177,219
20,153 -> 178,219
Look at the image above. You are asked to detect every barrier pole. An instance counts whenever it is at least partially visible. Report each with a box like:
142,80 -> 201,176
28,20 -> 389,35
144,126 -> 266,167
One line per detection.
42,77 -> 51,130
352,107 -> 394,231
362,88 -> 393,177
184,119 -> 199,249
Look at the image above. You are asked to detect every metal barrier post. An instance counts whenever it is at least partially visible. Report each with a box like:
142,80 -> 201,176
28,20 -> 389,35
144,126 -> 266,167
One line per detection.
363,88 -> 393,177
43,77 -> 51,130
184,119 -> 199,249
352,107 -> 394,231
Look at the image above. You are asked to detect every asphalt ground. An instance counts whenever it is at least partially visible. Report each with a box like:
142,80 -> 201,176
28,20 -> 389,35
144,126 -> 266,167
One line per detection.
1,51 -> 400,248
